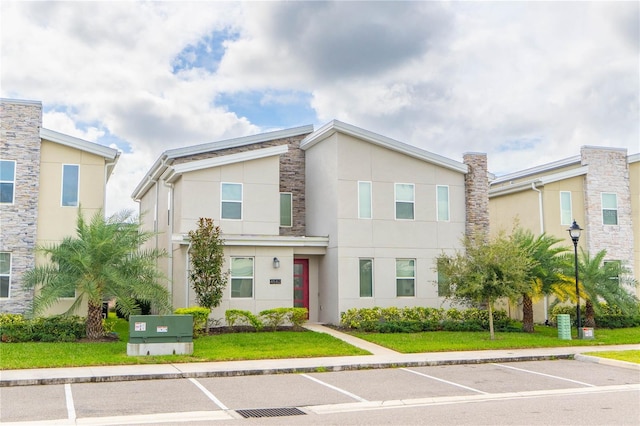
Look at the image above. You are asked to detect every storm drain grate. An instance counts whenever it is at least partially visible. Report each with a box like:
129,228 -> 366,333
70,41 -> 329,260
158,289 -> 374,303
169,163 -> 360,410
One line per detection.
235,407 -> 306,418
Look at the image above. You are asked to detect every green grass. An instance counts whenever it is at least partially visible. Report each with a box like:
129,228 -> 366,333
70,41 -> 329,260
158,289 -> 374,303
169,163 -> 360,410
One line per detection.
0,318 -> 369,370
349,326 -> 640,353
583,350 -> 640,364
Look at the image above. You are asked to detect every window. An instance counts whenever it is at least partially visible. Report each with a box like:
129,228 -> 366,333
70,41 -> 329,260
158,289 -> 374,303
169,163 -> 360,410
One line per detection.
358,181 -> 372,219
0,160 -> 16,204
437,258 -> 451,297
395,183 -> 414,220
602,193 -> 618,225
437,185 -> 449,221
359,258 -> 373,297
221,183 -> 242,220
61,164 -> 79,207
560,191 -> 572,226
280,193 -> 292,227
231,257 -> 253,298
396,258 -> 415,297
0,253 -> 10,298
604,260 -> 621,284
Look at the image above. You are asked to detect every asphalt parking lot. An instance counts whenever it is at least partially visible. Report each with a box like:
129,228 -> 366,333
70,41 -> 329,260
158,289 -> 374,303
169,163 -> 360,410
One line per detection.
1,359 -> 638,425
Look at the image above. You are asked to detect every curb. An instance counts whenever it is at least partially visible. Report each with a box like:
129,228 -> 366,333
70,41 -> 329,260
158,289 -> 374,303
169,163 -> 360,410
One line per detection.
574,354 -> 640,371
0,354 -> 573,387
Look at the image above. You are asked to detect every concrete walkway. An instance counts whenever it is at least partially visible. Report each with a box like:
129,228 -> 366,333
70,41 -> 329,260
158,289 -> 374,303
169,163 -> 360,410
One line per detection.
1,324 -> 638,387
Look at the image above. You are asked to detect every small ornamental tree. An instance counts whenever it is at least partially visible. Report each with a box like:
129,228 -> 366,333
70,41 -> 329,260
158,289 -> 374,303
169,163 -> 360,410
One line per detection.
188,218 -> 228,309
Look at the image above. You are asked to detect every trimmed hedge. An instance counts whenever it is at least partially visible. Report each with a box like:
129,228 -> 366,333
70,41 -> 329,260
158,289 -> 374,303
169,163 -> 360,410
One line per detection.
0,314 -> 85,342
550,303 -> 640,329
175,306 -> 211,337
340,307 -> 520,333
224,307 -> 309,331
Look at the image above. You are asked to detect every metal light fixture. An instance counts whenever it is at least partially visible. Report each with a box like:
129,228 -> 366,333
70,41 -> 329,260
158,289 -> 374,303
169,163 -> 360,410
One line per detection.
567,220 -> 583,339
273,257 -> 280,269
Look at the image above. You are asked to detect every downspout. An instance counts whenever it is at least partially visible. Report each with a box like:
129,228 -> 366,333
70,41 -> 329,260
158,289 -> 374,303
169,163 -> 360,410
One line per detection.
103,159 -> 117,217
164,181 -> 174,305
186,242 -> 192,307
531,182 -> 548,321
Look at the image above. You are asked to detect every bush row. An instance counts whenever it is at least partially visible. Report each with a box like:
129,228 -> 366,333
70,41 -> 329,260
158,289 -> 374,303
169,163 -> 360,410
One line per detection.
549,303 -> 640,329
0,314 -> 86,342
340,307 -> 521,333
224,307 -> 308,331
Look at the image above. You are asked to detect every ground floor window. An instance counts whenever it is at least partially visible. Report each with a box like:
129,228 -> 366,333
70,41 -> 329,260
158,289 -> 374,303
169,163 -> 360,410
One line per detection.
359,258 -> 373,297
231,257 -> 254,298
0,252 -> 10,298
396,258 -> 415,297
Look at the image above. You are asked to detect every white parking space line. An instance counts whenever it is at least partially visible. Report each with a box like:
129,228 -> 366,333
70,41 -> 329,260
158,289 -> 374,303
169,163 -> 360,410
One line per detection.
188,378 -> 229,410
400,368 -> 489,395
301,374 -> 369,402
492,363 -> 596,387
64,383 -> 76,421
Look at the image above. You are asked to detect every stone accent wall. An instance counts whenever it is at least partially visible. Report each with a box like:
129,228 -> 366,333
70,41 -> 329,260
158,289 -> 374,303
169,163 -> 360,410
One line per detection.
581,147 -> 634,273
172,133 -> 310,236
0,99 -> 42,313
463,153 -> 490,239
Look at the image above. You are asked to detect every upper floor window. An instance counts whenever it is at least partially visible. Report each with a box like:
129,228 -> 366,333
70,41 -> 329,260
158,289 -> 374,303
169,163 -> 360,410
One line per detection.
395,183 -> 414,220
0,160 -> 16,204
280,193 -> 292,227
358,181 -> 372,219
61,164 -> 79,207
359,258 -> 373,297
437,185 -> 449,221
601,193 -> 618,225
560,191 -> 572,226
396,258 -> 415,297
230,257 -> 253,298
0,252 -> 11,298
221,183 -> 242,220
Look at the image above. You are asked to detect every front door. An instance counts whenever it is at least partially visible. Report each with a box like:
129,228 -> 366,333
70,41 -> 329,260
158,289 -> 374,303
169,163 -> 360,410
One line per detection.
293,259 -> 309,317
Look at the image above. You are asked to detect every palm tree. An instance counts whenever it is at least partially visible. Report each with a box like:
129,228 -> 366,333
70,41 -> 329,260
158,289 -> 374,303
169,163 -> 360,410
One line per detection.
24,209 -> 172,340
512,229 -> 568,332
573,248 -> 638,328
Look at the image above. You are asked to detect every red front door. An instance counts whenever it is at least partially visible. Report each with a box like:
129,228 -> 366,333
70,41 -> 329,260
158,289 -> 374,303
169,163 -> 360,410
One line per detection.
293,259 -> 309,317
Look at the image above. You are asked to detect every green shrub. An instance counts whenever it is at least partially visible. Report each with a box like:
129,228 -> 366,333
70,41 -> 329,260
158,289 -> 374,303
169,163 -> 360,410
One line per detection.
175,306 -> 211,337
259,307 -> 309,330
288,308 -> 308,327
0,315 -> 85,342
225,309 -> 263,330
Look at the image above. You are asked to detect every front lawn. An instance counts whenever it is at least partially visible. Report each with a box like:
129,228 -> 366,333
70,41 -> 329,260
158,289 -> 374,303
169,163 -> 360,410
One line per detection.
583,350 -> 640,364
350,325 -> 640,353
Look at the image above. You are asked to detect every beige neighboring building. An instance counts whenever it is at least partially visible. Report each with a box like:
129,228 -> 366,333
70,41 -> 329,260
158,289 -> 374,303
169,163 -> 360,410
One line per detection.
0,99 -> 119,314
133,120 -> 489,324
489,146 -> 639,322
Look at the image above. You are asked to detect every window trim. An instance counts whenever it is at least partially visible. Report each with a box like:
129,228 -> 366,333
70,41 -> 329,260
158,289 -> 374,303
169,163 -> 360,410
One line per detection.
395,183 -> 415,220
61,164 -> 80,207
358,181 -> 372,219
221,182 -> 243,220
230,256 -> 254,298
559,191 -> 572,226
436,185 -> 450,222
0,160 -> 16,205
395,258 -> 416,297
0,252 -> 11,299
601,192 -> 618,225
359,258 -> 374,298
280,192 -> 293,227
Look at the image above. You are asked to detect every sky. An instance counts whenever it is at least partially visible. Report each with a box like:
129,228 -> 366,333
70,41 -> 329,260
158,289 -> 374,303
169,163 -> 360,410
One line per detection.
2,1 -> 639,215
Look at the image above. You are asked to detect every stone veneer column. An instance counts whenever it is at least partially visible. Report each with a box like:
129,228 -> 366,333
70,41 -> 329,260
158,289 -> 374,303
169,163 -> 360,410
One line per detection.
463,153 -> 490,239
279,136 -> 306,236
0,99 -> 42,313
581,147 -> 634,274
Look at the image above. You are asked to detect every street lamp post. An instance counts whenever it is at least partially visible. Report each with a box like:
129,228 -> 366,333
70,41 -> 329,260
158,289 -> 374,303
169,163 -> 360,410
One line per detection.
567,220 -> 583,339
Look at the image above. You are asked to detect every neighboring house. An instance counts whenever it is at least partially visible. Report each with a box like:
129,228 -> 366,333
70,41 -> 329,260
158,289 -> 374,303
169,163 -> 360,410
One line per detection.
489,146 -> 639,322
0,99 -> 119,314
133,120 -> 489,324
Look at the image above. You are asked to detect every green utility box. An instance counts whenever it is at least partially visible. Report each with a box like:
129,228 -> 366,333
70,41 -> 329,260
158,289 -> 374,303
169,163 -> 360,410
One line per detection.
127,315 -> 194,356
557,314 -> 571,340
580,327 -> 595,340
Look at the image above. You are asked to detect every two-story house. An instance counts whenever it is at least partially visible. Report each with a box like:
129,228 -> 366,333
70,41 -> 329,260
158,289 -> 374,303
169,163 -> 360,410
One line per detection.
133,120 -> 488,324
489,146 -> 639,322
0,98 -> 120,314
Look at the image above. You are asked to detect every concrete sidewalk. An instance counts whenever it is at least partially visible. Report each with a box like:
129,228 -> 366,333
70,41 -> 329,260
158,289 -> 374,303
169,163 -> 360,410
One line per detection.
1,324 -> 638,387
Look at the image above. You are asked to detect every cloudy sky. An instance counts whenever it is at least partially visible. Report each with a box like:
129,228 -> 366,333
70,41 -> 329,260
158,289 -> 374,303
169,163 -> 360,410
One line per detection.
2,1 -> 638,215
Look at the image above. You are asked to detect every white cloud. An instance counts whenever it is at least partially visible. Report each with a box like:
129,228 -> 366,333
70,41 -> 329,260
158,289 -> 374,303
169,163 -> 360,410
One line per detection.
1,1 -> 638,214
